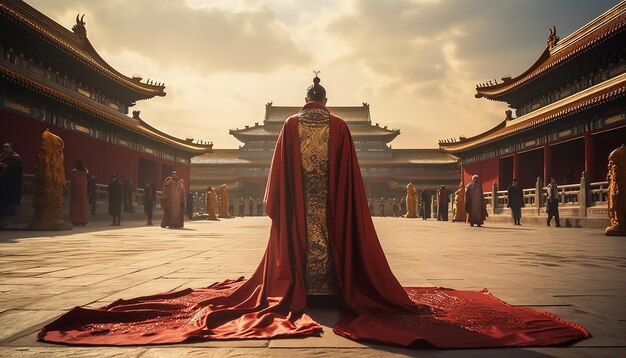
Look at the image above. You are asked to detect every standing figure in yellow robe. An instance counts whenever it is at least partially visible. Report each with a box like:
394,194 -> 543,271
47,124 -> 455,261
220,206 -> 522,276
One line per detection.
452,182 -> 465,222
218,184 -> 232,218
29,129 -> 67,230
206,186 -> 219,221
606,145 -> 626,236
405,182 -> 417,218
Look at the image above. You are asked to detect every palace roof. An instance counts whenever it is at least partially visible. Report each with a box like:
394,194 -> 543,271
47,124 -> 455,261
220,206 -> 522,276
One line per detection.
230,122 -> 400,138
192,148 -> 457,166
0,58 -> 212,155
474,1 -> 626,101
264,102 -> 373,123
230,102 -> 400,143
192,149 -> 268,165
361,149 -> 458,165
0,0 -> 165,102
440,72 -> 626,153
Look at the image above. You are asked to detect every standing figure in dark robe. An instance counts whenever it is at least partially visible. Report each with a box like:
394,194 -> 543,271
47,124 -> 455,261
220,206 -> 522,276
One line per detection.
256,197 -> 263,216
69,160 -> 89,226
238,197 -> 245,217
507,179 -> 524,225
400,196 -> 406,217
248,197 -> 255,216
546,177 -> 561,227
123,178 -> 133,213
39,74 -> 588,349
228,199 -> 234,217
420,188 -> 430,220
392,198 -> 399,217
0,143 -> 22,227
367,198 -> 373,215
465,175 -> 487,227
87,174 -> 96,215
107,175 -> 122,226
187,192 -> 194,219
143,183 -> 154,225
161,171 -> 185,229
437,185 -> 449,221
378,197 -> 385,217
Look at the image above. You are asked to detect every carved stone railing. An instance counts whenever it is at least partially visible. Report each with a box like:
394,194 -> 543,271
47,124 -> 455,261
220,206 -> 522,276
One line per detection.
589,181 -> 609,205
482,172 -> 608,218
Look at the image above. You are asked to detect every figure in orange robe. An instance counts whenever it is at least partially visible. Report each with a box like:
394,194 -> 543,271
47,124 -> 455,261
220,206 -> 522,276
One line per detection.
69,160 -> 89,226
39,76 -> 587,349
160,171 -> 185,228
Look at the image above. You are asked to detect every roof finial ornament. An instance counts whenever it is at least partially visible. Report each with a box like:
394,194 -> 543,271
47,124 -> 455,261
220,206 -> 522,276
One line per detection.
547,26 -> 559,50
72,14 -> 87,38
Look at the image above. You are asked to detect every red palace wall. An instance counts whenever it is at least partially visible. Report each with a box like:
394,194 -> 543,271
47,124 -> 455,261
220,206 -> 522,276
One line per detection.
1,109 -> 190,190
462,157 -> 499,192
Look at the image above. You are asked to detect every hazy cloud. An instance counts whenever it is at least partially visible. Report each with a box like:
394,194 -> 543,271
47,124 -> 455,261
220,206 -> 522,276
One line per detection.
28,0 -> 310,74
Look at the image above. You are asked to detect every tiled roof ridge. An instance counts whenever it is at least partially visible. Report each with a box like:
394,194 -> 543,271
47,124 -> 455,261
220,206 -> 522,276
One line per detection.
0,0 -> 165,98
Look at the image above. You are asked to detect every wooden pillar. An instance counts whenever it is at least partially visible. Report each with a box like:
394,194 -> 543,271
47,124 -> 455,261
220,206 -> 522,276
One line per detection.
579,171 -> 588,217
535,176 -> 543,214
543,144 -> 551,183
491,182 -> 498,215
584,131 -> 594,178
513,152 -> 520,180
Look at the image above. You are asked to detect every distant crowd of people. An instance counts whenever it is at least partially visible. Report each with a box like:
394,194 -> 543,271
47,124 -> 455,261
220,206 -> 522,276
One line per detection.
367,185 -> 451,221
466,175 -> 561,228
0,142 -> 566,229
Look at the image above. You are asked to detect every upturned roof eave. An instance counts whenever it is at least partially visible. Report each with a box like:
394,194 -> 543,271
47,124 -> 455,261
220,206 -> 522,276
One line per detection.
0,0 -> 166,100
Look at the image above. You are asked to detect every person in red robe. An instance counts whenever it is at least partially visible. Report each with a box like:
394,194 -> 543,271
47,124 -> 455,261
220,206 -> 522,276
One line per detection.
160,171 -> 185,229
69,160 -> 89,226
38,75 -> 588,348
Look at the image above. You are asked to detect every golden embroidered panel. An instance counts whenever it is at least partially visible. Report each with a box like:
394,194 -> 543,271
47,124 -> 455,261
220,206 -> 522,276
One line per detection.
298,108 -> 339,295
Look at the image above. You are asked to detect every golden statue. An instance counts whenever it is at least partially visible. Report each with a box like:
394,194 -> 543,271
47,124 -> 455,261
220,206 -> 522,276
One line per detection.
206,186 -> 219,221
606,145 -> 626,236
452,182 -> 466,222
29,129 -> 69,230
218,184 -> 232,218
405,182 -> 417,218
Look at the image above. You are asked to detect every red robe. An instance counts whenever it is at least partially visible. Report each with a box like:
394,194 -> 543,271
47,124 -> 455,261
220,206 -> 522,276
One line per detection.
38,102 -> 588,348
69,169 -> 89,225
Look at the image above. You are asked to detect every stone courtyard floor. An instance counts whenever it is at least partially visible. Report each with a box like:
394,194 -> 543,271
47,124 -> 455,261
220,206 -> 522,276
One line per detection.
0,217 -> 624,357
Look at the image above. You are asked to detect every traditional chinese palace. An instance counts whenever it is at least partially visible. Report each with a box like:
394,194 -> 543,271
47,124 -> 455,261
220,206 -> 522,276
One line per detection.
0,0 -> 211,190
439,2 -> 626,193
191,102 -> 459,200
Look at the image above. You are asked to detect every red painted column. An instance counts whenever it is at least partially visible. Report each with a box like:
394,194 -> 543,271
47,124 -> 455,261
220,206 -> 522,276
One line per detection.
543,144 -> 551,183
512,152 -> 519,180
584,131 -> 594,177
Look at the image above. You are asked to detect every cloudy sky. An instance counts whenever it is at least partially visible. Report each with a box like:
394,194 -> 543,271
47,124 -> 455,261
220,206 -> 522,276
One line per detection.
28,0 -> 619,149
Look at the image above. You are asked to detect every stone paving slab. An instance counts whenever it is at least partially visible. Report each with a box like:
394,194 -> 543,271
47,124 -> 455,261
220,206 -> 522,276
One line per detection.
0,217 -> 624,357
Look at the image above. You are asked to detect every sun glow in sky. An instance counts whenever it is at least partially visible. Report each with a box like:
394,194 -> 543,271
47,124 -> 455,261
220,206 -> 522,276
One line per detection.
27,0 -> 619,149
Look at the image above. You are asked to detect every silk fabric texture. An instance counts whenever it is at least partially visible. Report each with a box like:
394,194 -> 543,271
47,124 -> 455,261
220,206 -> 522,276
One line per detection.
39,102 -> 588,348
